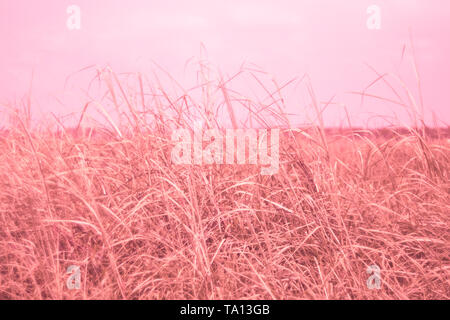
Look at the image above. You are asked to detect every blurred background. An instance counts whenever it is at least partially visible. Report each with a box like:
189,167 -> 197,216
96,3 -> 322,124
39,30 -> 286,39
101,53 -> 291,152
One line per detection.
0,0 -> 449,127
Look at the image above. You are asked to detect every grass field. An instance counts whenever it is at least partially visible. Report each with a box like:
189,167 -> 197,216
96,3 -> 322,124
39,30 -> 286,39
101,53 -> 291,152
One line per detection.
0,69 -> 448,300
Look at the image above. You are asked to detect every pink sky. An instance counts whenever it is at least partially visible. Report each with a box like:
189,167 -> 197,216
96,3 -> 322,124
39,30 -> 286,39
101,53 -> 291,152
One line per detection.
0,0 -> 449,127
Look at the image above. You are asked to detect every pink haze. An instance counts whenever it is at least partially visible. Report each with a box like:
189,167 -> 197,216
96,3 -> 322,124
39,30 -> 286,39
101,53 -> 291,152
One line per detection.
0,0 -> 449,127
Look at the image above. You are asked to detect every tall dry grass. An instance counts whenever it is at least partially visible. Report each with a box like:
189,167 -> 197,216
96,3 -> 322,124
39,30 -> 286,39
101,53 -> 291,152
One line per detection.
0,66 -> 448,300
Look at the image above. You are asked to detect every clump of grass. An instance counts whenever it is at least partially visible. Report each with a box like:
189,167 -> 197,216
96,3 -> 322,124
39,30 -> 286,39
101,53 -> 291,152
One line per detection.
0,64 -> 448,300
